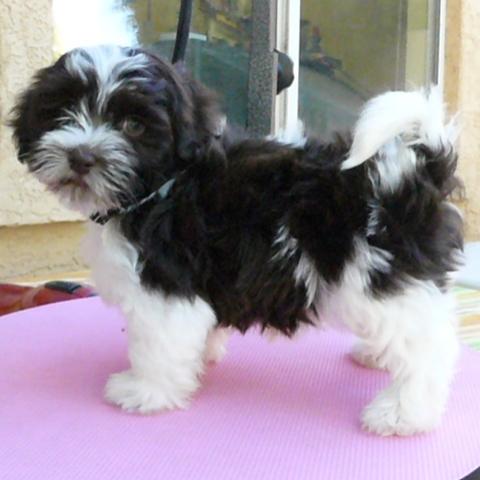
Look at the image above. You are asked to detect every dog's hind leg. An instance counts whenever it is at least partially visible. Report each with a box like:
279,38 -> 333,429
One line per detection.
104,294 -> 217,414
331,280 -> 459,436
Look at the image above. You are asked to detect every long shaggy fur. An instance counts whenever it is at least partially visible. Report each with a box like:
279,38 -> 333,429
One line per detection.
10,46 -> 463,436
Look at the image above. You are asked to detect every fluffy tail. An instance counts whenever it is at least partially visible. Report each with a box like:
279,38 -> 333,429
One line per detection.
342,86 -> 458,171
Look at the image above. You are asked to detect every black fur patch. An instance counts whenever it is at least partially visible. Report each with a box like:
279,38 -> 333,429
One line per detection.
119,132 -> 463,334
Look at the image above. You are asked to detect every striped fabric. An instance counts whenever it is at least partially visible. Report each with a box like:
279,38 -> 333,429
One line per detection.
456,286 -> 480,350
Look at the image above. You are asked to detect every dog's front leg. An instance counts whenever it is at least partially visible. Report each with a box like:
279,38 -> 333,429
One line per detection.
105,294 -> 217,414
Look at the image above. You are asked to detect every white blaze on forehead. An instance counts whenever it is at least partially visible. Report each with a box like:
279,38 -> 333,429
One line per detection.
65,46 -> 150,110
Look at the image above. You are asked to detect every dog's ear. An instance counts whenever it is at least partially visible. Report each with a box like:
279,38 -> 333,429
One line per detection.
168,79 -> 201,162
9,88 -> 36,163
9,71 -> 51,163
134,49 -> 223,163
9,53 -> 75,163
170,65 -> 223,163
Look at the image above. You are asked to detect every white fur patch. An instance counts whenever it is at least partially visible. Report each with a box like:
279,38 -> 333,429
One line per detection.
366,202 -> 382,237
272,225 -> 298,261
65,46 -> 149,110
272,225 -> 323,307
371,138 -> 418,193
349,238 -> 393,289
318,238 -> 458,435
342,86 -> 453,171
294,252 -> 324,307
83,222 -> 217,414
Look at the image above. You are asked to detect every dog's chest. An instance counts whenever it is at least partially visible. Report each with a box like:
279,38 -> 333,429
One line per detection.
82,221 -> 142,305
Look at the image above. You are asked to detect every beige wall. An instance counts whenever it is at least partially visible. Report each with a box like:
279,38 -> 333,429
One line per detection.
0,0 -> 85,281
0,222 -> 86,282
0,0 -> 82,227
445,0 -> 480,240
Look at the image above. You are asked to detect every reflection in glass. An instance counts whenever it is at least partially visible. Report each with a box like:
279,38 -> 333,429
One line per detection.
125,0 -> 252,126
299,0 -> 436,136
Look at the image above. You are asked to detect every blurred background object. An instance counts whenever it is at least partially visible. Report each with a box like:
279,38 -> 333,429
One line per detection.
125,0 -> 253,126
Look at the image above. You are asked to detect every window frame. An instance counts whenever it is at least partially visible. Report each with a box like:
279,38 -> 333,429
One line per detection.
273,0 -> 446,135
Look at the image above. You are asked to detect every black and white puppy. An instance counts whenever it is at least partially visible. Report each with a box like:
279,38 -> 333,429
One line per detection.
11,45 -> 463,436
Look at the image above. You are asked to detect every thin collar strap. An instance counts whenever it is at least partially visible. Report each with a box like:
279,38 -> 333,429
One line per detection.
89,177 -> 176,226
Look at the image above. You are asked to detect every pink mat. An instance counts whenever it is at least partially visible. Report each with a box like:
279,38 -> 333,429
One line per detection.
1,297 -> 479,479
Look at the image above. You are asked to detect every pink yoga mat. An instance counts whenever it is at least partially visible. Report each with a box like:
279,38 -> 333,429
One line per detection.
1,297 -> 479,479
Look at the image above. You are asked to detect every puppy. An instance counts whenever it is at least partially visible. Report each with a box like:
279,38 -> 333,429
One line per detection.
11,45 -> 463,436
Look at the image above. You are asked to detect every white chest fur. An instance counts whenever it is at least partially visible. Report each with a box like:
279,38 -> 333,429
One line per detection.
81,221 -> 142,309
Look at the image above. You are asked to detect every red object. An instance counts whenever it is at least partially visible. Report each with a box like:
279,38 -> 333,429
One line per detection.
0,281 -> 95,316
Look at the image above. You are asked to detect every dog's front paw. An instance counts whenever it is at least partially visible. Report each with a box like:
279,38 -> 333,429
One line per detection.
350,342 -> 384,370
361,388 -> 441,436
104,370 -> 190,414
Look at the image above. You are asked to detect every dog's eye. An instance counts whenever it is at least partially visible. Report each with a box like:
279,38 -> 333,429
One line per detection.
122,117 -> 145,137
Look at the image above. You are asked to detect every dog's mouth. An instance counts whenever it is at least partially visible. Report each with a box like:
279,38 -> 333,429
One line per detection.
45,171 -> 125,216
60,176 -> 88,189
47,175 -> 90,194
49,175 -> 90,194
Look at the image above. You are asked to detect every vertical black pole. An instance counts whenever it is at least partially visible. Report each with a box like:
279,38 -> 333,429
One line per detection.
172,0 -> 194,64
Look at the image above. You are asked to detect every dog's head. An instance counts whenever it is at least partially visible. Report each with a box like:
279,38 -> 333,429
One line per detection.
10,45 -> 222,215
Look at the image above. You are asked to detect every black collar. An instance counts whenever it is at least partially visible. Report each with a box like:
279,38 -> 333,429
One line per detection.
89,177 -> 176,225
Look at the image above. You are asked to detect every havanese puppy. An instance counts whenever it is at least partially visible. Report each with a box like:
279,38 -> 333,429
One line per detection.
11,45 -> 463,436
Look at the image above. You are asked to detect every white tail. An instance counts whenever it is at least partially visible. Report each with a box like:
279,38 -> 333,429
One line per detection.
341,86 -> 456,171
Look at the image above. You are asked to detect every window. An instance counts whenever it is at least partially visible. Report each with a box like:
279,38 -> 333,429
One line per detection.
125,0 -> 253,127
288,0 -> 445,135
125,0 -> 443,135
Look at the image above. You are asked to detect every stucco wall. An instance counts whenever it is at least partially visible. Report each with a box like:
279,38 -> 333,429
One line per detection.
0,0 -> 81,226
445,0 -> 480,240
0,222 -> 86,281
0,0 -> 85,281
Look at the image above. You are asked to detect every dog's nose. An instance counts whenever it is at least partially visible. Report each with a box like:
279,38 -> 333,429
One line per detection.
68,147 -> 97,175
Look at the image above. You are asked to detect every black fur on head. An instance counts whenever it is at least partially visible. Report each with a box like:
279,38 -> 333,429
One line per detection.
9,45 -> 223,215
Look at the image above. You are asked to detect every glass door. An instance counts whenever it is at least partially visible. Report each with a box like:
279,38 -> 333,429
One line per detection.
126,0 -> 444,136
294,0 -> 444,135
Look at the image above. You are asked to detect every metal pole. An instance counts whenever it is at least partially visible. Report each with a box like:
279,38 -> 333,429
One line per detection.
247,0 -> 277,136
172,0 -> 194,63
